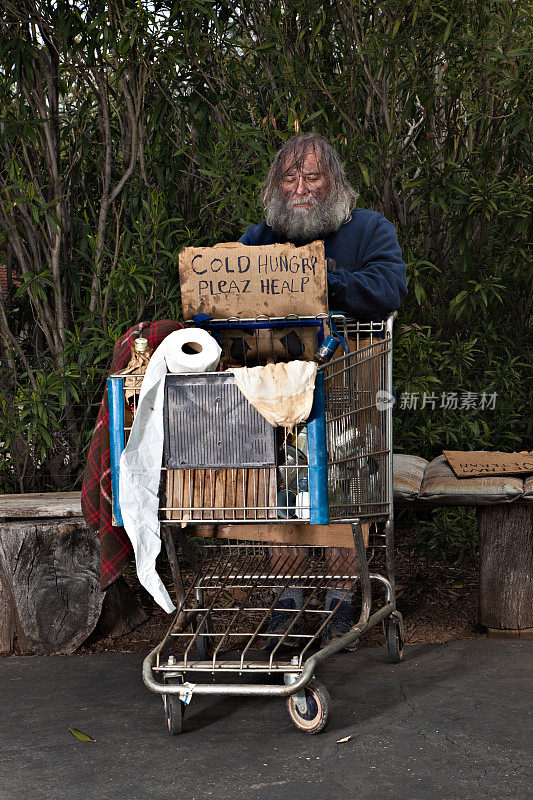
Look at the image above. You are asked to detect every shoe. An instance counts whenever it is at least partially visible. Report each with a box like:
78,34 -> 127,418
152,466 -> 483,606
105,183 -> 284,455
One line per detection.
263,598 -> 306,650
321,600 -> 358,651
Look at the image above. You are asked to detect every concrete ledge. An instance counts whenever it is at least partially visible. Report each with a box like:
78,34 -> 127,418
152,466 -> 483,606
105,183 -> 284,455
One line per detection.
0,491 -> 82,521
1,464 -> 527,530
0,453 -> 529,524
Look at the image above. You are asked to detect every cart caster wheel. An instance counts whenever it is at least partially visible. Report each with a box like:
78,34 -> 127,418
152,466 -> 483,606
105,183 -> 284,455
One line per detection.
386,616 -> 404,663
163,693 -> 184,734
287,679 -> 331,734
193,614 -> 212,660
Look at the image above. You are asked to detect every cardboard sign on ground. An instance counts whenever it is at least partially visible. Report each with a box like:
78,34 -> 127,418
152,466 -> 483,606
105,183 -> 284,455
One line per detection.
443,450 -> 533,478
178,241 -> 327,320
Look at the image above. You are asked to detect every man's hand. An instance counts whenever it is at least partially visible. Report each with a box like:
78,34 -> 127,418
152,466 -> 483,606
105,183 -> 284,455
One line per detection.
327,271 -> 343,293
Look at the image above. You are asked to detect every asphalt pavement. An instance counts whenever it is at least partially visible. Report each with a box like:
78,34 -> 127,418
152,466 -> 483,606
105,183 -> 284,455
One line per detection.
1,640 -> 531,800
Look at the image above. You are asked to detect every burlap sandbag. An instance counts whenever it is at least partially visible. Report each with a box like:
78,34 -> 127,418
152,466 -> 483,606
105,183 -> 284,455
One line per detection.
523,473 -> 533,502
419,454 -> 524,505
393,454 -> 429,502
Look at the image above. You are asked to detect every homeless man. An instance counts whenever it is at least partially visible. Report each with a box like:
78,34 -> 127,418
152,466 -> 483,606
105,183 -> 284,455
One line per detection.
238,133 -> 408,648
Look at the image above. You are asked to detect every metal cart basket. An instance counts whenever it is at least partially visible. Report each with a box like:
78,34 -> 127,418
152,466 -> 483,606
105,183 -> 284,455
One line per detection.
108,312 -> 403,734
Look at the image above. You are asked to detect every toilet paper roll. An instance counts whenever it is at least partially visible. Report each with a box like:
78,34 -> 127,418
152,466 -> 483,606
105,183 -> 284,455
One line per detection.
119,327 -> 221,614
164,328 -> 222,373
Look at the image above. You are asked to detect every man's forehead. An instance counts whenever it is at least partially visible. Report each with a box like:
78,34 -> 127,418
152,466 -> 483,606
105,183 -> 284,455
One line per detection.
282,149 -> 324,174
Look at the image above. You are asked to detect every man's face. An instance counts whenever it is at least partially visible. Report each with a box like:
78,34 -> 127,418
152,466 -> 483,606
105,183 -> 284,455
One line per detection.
265,146 -> 348,241
280,151 -> 331,209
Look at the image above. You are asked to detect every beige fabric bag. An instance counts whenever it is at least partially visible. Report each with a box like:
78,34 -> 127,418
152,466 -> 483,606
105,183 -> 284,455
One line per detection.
231,360 -> 317,429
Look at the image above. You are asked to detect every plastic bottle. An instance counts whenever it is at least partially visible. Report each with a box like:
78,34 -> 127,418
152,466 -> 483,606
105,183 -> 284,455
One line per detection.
295,477 -> 310,520
296,428 -> 308,458
314,335 -> 341,364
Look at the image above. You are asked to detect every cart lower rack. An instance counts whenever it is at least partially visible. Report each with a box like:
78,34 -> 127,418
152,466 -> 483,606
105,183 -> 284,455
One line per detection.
143,526 -> 403,734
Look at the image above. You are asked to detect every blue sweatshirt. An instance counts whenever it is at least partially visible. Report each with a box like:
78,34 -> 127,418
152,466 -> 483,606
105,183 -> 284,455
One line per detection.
239,208 -> 407,320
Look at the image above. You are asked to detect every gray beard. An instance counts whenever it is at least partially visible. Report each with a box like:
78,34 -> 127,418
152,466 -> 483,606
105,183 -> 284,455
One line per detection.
265,191 -> 350,241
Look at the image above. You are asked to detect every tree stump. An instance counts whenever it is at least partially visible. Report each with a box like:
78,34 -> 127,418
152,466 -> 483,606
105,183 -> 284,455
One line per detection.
478,504 -> 533,636
0,519 -> 146,655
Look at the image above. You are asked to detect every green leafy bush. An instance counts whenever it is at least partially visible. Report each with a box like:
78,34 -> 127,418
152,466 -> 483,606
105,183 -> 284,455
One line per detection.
412,508 -> 479,565
0,1 -> 530,523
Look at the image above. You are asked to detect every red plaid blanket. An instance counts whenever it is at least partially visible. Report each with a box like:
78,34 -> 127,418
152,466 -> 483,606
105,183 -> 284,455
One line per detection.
81,320 -> 184,589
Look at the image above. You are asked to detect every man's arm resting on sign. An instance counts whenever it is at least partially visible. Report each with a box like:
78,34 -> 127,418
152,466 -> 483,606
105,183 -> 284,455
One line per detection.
327,217 -> 407,318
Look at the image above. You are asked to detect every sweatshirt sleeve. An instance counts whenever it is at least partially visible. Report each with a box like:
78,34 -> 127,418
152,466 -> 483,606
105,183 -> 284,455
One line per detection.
327,217 -> 408,318
238,221 -> 275,245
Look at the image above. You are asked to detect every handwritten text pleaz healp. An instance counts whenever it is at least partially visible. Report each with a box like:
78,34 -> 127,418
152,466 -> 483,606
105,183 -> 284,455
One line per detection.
192,252 -> 319,297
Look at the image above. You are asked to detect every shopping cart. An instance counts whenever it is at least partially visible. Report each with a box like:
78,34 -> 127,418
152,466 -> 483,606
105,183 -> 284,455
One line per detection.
108,312 -> 403,734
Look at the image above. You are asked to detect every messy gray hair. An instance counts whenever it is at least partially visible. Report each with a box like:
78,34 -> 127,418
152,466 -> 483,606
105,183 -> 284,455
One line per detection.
262,134 -> 359,218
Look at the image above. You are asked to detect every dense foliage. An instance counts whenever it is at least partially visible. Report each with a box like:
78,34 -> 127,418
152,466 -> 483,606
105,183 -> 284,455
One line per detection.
0,1 -> 531,506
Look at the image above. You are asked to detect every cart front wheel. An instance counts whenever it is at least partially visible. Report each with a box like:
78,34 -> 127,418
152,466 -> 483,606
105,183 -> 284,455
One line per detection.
386,616 -> 404,663
163,692 -> 184,734
287,679 -> 331,734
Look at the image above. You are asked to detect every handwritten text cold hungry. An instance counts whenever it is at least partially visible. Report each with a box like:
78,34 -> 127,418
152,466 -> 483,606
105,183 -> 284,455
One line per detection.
191,252 -> 319,297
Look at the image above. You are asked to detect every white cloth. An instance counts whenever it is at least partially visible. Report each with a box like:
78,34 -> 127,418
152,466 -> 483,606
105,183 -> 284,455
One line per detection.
119,329 -> 221,612
231,360 -> 317,429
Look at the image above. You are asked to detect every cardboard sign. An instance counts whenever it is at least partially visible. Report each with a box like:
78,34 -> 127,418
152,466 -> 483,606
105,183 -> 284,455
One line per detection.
178,241 -> 327,320
443,450 -> 533,478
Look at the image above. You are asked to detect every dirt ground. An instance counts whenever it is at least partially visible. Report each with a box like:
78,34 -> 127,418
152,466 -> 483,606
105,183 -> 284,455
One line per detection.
79,525 -> 485,655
